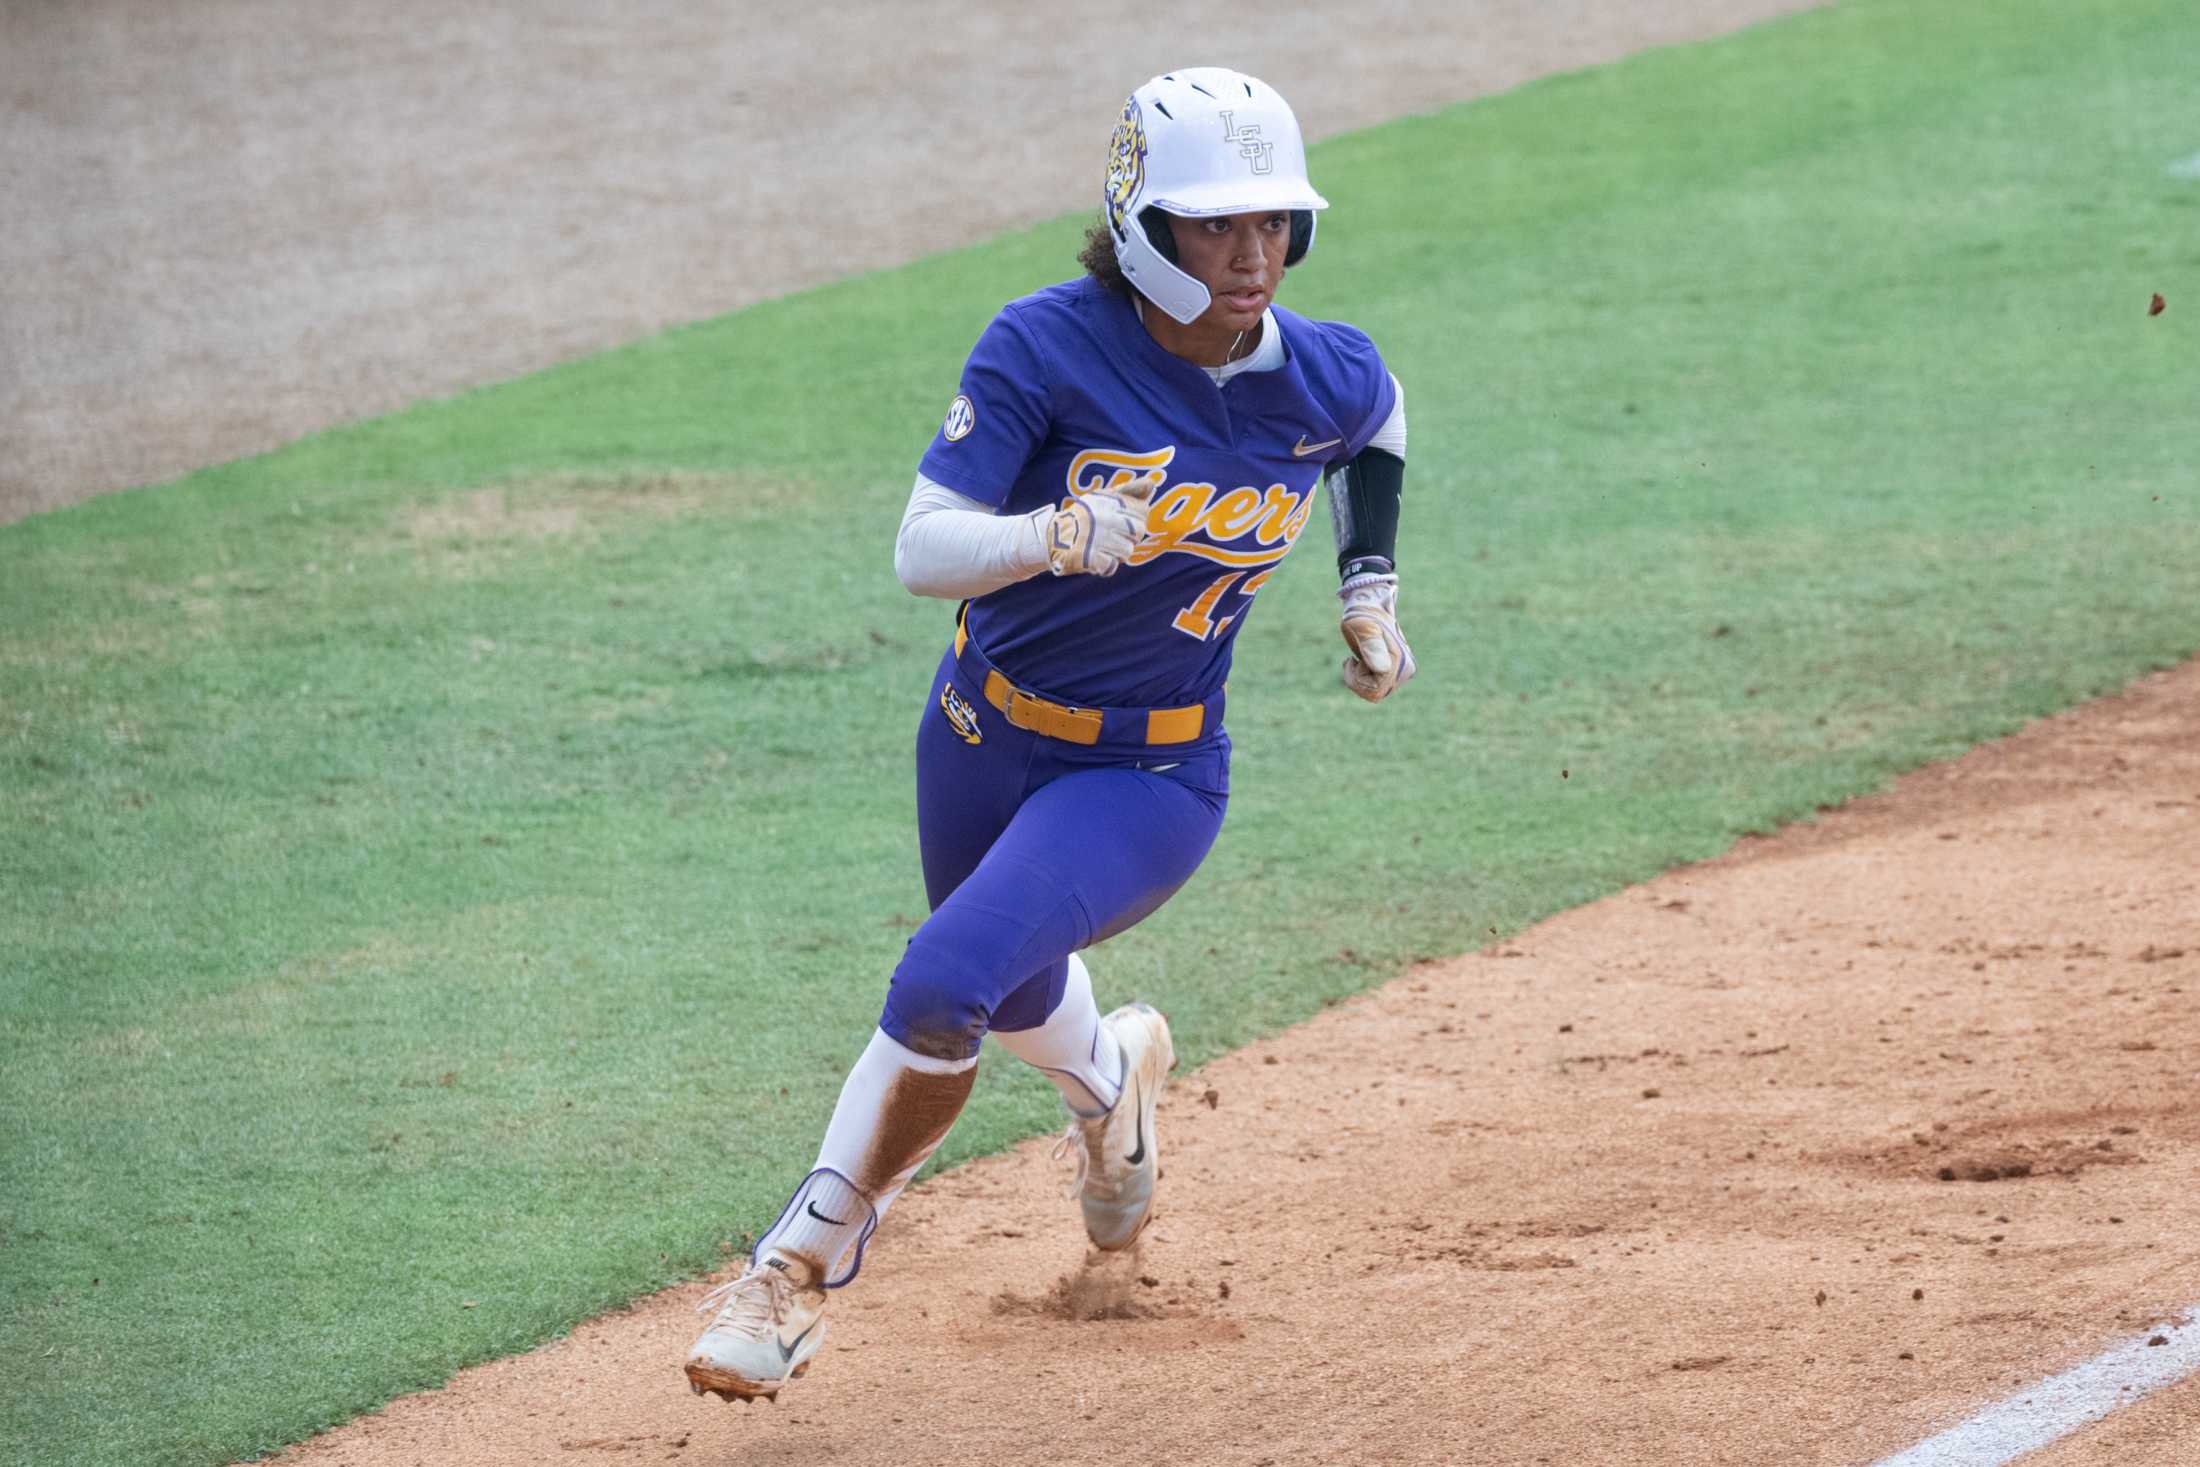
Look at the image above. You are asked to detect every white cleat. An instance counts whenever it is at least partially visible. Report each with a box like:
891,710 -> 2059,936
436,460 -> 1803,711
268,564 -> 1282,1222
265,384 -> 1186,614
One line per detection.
1057,1002 -> 1176,1251
683,1250 -> 827,1403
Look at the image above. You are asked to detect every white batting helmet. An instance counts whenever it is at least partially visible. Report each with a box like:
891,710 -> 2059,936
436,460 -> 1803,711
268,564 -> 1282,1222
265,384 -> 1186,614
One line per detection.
1104,68 -> 1329,325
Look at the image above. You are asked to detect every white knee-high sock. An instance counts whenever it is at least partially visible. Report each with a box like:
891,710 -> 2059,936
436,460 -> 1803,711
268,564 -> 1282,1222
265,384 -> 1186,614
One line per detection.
815,1028 -> 977,1213
989,953 -> 1125,1117
755,1029 -> 976,1285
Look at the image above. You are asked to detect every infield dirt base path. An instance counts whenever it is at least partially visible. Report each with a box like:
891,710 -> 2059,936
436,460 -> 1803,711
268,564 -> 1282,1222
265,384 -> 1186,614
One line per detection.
270,670 -> 2200,1466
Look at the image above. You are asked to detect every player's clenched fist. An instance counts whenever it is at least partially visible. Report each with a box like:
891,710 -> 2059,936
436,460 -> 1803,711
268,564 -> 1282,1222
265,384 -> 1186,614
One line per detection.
1042,482 -> 1155,577
1338,570 -> 1417,702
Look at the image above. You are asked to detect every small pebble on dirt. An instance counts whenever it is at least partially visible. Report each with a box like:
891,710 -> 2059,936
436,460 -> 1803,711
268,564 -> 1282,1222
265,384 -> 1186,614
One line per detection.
1815,1291 -> 1827,1307
1898,1351 -> 1915,1361
2150,1335 -> 2169,1346
1263,1055 -> 1279,1066
1913,1289 -> 1924,1301
1559,1023 -> 1573,1033
1642,1088 -> 1661,1099
1202,1088 -> 1220,1109
1138,1275 -> 1159,1288
2110,1217 -> 2124,1224
1218,1280 -> 1231,1299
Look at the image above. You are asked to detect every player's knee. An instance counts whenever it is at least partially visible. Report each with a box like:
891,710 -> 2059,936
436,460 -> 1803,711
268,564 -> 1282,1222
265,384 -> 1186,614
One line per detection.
879,938 -> 993,1062
883,882 -> 1086,1059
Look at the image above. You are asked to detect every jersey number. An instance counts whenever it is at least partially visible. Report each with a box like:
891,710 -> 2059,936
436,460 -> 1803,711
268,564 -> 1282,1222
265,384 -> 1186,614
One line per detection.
1171,569 -> 1274,642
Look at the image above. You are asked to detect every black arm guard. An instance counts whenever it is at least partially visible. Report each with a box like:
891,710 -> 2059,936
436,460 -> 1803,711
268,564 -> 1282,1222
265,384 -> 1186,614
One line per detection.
1324,444 -> 1404,579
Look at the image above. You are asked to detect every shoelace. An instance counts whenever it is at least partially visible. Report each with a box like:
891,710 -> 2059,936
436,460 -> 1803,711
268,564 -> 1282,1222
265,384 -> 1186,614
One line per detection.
1042,1117 -> 1086,1196
1051,1112 -> 1135,1205
695,1266 -> 790,1333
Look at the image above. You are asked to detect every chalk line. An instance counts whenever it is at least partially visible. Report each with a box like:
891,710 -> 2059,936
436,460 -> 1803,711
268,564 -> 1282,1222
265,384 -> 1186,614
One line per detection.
1871,1310 -> 2200,1465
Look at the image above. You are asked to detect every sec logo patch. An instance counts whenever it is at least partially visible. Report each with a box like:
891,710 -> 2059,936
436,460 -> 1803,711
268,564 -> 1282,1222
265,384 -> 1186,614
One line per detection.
943,394 -> 975,443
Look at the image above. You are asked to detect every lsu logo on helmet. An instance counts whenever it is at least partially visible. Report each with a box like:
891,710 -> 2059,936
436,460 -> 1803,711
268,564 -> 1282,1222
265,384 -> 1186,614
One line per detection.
940,683 -> 983,745
1104,97 -> 1147,241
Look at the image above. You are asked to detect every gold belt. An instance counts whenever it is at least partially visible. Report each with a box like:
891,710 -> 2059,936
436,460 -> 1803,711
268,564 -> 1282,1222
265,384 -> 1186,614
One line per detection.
957,614 -> 1207,747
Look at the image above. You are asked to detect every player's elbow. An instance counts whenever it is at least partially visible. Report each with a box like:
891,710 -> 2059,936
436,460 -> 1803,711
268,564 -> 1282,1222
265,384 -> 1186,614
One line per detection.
893,532 -> 924,596
893,526 -> 948,599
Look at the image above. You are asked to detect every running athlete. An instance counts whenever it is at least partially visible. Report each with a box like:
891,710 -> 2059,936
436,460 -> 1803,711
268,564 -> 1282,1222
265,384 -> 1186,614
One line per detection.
685,66 -> 1413,1403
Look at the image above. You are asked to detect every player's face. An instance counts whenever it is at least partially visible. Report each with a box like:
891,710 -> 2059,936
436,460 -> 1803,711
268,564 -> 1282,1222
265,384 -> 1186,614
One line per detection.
1167,210 -> 1293,332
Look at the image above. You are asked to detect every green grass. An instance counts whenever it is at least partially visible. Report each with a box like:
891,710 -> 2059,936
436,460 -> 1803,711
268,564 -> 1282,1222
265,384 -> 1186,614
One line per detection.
5,1 -> 2197,1461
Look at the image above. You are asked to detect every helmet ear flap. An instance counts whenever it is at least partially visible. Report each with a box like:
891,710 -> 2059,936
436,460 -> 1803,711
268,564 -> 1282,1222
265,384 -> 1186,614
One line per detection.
1139,206 -> 1179,266
1285,210 -> 1315,268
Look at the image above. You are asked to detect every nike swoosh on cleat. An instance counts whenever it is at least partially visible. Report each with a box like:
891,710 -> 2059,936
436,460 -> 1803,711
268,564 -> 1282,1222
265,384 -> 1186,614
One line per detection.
777,1319 -> 820,1363
1292,435 -> 1344,457
1124,1079 -> 1146,1166
805,1200 -> 847,1226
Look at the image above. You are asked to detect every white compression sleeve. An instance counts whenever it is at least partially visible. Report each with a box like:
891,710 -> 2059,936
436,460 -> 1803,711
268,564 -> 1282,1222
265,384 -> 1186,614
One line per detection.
1367,374 -> 1407,459
893,474 -> 1052,599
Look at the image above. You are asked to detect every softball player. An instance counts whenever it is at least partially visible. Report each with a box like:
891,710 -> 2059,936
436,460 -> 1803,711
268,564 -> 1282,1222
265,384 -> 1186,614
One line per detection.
686,66 -> 1412,1402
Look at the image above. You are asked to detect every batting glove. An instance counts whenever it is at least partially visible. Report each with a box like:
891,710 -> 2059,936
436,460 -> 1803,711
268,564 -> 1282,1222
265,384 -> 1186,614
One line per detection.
1338,570 -> 1417,703
1043,482 -> 1155,578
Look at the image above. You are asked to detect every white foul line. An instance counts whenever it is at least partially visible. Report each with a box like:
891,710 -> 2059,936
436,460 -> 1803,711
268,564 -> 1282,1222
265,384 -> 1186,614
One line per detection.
1871,1311 -> 2200,1466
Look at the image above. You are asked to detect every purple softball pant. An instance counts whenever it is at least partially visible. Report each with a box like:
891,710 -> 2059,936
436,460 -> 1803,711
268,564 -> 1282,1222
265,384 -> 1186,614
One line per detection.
878,646 -> 1229,1062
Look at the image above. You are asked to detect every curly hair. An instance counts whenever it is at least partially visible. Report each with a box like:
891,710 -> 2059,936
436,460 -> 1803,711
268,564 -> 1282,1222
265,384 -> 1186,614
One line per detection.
1077,220 -> 1131,295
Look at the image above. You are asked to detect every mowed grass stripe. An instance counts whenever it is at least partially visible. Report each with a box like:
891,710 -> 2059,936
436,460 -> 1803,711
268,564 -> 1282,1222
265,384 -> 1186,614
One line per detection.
4,2 -> 2197,1462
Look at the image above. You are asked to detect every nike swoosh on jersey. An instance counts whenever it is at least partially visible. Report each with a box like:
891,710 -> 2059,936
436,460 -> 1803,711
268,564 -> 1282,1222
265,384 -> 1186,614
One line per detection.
1292,435 -> 1345,457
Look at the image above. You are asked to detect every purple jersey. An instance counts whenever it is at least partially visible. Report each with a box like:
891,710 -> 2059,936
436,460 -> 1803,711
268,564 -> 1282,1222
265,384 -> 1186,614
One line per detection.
918,277 -> 1395,709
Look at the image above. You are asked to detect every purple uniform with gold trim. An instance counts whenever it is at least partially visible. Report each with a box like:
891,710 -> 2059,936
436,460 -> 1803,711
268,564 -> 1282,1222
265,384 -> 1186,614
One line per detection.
879,276 -> 1394,1062
923,276 -> 1396,706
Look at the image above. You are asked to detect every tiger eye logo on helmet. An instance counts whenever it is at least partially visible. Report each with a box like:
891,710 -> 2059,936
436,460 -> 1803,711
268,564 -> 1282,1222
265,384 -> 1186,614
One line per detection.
1104,97 -> 1147,241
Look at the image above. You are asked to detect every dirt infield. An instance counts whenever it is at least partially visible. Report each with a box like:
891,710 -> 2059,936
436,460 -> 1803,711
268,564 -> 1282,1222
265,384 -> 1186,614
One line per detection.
1,0 -> 1818,522
273,665 -> 2200,1467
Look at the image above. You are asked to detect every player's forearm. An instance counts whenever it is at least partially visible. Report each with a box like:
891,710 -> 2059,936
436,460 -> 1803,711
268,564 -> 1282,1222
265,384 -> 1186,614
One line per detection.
1329,446 -> 1404,579
1328,374 -> 1407,578
893,474 -> 1051,599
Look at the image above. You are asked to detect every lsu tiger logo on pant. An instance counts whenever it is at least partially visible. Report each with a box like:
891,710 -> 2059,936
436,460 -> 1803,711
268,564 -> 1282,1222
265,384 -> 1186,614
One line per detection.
940,683 -> 984,745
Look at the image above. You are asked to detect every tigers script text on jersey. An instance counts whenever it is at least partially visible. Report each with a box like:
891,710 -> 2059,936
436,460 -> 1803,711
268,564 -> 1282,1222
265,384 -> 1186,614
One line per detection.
919,277 -> 1395,709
